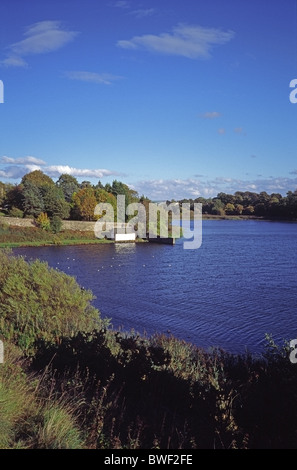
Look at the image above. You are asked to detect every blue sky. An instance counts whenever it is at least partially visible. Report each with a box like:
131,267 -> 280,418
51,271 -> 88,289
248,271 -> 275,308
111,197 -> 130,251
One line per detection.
0,0 -> 297,200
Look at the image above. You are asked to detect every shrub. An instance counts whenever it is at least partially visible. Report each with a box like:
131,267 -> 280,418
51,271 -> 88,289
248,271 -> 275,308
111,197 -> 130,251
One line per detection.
8,207 -> 24,218
0,250 -> 106,354
50,216 -> 62,234
36,212 -> 51,231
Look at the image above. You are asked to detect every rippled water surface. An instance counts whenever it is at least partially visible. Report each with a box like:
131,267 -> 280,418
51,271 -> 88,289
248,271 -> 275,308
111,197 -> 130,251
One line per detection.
13,220 -> 297,353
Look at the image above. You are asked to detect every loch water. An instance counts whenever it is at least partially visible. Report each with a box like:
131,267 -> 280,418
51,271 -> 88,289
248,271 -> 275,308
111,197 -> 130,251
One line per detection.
13,220 -> 297,354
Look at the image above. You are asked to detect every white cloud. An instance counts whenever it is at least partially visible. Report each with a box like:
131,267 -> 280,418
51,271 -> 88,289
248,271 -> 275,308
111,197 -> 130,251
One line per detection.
200,111 -> 222,119
65,71 -> 123,85
117,24 -> 235,59
132,176 -> 297,201
218,128 -> 226,135
0,167 -> 28,179
44,165 -> 116,178
0,156 -> 46,165
0,156 -> 120,180
1,21 -> 78,67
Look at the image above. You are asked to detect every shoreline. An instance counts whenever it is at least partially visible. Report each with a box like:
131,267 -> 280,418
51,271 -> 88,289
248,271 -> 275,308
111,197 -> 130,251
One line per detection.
1,215 -> 296,249
1,238 -> 148,249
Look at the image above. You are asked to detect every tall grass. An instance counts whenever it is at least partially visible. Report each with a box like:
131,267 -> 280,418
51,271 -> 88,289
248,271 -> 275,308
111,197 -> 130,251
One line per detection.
0,343 -> 83,449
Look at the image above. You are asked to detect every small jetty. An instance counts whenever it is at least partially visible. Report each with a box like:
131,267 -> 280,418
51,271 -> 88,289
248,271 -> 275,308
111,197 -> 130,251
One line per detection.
147,235 -> 175,245
104,223 -> 175,244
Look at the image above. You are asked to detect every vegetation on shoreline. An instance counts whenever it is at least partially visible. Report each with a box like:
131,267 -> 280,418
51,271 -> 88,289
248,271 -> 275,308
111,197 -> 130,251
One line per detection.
180,190 -> 297,220
0,249 -> 297,449
0,224 -> 115,248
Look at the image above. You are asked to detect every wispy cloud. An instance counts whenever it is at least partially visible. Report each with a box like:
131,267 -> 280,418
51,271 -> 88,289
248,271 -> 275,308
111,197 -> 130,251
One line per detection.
113,1 -> 155,19
129,9 -> 155,19
0,156 -> 46,165
1,56 -> 28,68
117,24 -> 235,59
65,71 -> 124,85
1,20 -> 79,68
200,111 -> 222,119
218,128 -> 226,135
114,0 -> 130,9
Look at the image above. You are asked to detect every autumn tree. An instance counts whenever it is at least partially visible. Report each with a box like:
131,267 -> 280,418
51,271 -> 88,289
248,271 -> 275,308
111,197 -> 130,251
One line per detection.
94,188 -> 117,221
21,170 -> 55,189
72,187 -> 98,221
225,203 -> 236,215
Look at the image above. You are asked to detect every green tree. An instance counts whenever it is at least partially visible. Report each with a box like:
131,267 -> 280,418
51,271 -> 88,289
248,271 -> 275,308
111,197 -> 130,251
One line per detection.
56,174 -> 80,203
111,180 -> 139,214
211,198 -> 225,215
42,186 -> 70,219
95,180 -> 104,190
50,216 -> 63,233
254,203 -> 267,216
4,185 -> 24,212
22,181 -> 44,217
0,182 -> 7,207
284,190 -> 297,218
217,192 -> 235,205
80,181 -> 92,189
242,205 -> 254,215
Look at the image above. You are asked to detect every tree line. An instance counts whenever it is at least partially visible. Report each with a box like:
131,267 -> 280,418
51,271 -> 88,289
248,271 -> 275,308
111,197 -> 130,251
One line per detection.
1,171 -> 297,229
178,190 -> 297,219
0,170 -> 141,231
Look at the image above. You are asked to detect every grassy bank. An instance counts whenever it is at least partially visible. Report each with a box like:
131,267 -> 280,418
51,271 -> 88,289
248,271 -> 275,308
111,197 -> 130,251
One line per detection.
0,224 -> 149,248
0,249 -> 297,449
0,224 -> 112,248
